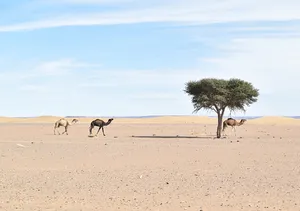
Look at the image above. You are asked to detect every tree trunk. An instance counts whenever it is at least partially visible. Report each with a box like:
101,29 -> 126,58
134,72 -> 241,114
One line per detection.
216,111 -> 224,138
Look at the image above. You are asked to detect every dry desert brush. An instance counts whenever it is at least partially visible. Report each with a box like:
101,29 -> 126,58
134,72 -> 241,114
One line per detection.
184,78 -> 259,138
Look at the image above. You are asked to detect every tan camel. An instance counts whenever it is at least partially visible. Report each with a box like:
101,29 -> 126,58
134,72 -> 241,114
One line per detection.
54,118 -> 78,135
222,118 -> 247,136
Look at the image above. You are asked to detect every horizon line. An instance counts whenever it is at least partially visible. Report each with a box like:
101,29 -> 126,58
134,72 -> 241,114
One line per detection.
1,115 -> 300,119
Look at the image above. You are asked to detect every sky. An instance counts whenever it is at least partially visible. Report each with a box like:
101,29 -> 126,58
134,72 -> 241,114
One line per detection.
0,0 -> 300,117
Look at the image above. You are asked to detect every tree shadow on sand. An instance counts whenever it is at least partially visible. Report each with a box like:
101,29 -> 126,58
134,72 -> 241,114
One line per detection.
131,135 -> 217,139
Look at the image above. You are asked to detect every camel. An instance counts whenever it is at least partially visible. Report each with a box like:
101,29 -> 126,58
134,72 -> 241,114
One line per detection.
89,118 -> 114,137
222,117 -> 247,136
54,118 -> 78,135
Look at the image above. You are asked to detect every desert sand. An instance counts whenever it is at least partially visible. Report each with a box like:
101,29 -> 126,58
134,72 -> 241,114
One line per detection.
0,116 -> 300,211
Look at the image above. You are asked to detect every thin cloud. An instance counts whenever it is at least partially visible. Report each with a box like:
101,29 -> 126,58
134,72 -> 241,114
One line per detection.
87,68 -> 204,87
129,93 -> 180,100
199,37 -> 300,94
33,59 -> 101,76
0,0 -> 300,32
79,83 -> 118,88
34,59 -> 76,76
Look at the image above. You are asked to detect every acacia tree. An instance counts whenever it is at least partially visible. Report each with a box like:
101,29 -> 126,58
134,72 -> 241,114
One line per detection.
184,78 -> 259,138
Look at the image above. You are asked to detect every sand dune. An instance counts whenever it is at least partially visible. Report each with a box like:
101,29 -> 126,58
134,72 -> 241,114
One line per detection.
0,116 -> 64,123
247,116 -> 300,125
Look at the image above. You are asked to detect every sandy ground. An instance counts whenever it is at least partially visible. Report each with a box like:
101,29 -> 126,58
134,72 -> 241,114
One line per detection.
0,117 -> 300,210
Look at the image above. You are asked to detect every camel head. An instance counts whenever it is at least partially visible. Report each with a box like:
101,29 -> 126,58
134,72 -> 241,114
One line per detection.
239,119 -> 247,125
104,118 -> 114,126
72,119 -> 79,124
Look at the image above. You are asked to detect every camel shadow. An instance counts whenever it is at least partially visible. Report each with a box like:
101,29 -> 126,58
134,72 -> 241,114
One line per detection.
131,135 -> 213,139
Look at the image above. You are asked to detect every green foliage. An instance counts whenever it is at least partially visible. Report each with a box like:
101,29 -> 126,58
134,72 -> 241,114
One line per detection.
226,78 -> 259,112
184,78 -> 259,114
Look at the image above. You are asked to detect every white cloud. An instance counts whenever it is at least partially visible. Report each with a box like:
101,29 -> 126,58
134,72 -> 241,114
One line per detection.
195,37 -> 300,116
32,59 -> 100,76
0,59 -> 102,93
128,93 -> 179,100
202,38 -> 300,93
0,0 -> 300,32
1,44 -> 299,116
2,2 -> 300,116
3,59 -> 194,116
34,59 -> 76,76
79,82 -> 118,88
88,69 -> 202,86
1,58 -> 194,94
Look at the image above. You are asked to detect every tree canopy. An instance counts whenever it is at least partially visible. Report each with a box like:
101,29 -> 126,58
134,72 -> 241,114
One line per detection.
184,78 -> 259,138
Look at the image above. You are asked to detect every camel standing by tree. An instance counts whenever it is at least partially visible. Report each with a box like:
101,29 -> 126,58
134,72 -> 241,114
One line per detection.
185,78 -> 259,138
54,118 -> 78,135
222,118 -> 247,136
89,118 -> 114,137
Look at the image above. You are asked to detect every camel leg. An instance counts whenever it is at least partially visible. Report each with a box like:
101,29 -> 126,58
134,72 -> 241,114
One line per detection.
102,127 -> 106,136
95,126 -> 102,136
89,125 -> 94,136
54,123 -> 57,135
228,126 -> 232,136
222,128 -> 227,136
54,125 -> 60,135
62,126 -> 68,135
222,123 -> 227,136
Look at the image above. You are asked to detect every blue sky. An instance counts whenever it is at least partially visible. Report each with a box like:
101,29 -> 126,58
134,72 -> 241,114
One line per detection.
0,0 -> 300,117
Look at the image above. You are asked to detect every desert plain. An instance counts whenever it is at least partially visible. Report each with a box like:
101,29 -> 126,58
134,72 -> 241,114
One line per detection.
0,115 -> 300,211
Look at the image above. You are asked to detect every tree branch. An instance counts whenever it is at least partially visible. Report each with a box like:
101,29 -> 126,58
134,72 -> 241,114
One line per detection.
221,106 -> 226,117
212,107 -> 217,113
213,104 -> 220,113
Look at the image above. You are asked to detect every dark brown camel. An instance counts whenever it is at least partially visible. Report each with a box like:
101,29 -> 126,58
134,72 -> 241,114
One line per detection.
222,118 -> 247,136
89,118 -> 114,137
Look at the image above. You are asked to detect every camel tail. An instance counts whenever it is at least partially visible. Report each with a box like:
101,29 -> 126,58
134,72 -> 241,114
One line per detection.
222,121 -> 227,131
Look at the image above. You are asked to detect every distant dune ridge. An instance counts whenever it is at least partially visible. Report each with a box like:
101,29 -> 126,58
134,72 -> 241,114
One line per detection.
0,115 -> 300,125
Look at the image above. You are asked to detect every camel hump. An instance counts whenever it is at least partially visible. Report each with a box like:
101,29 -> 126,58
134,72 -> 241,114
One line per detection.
227,117 -> 234,120
92,119 -> 103,124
